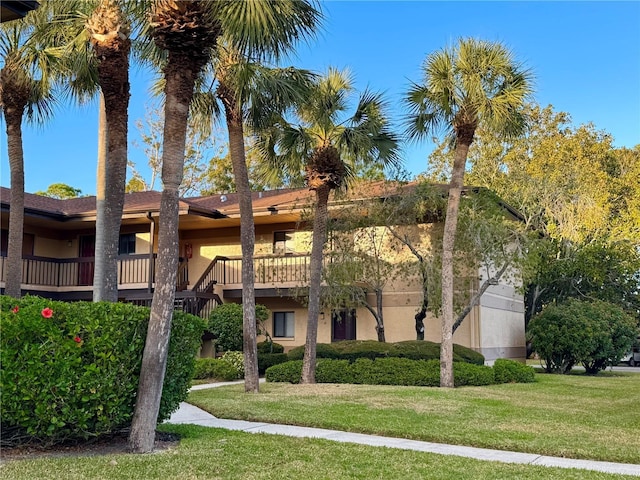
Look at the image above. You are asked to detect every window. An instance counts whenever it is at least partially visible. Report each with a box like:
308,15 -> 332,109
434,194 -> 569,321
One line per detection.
273,231 -> 294,255
273,311 -> 295,338
118,234 -> 136,255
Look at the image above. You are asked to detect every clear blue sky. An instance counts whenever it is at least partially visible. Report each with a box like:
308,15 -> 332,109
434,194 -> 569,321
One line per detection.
1,1 -> 639,196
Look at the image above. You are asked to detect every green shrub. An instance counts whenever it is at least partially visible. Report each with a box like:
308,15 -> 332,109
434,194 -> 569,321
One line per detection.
349,358 -> 440,386
0,295 -> 205,445
287,340 -> 484,365
219,351 -> 244,379
453,362 -> 495,386
388,341 -> 484,365
287,343 -> 341,360
193,358 -> 241,381
257,340 -> 284,354
265,360 -> 303,383
316,359 -> 352,383
529,299 -> 637,374
493,359 -> 536,384
208,303 -> 270,352
258,353 -> 289,374
329,340 -> 394,362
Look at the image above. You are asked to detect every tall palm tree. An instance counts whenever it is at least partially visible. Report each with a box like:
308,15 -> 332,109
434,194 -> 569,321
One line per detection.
213,48 -> 315,393
0,9 -> 58,298
129,0 -> 321,453
260,68 -> 400,383
84,0 -> 132,301
404,38 -> 533,387
34,0 -> 141,302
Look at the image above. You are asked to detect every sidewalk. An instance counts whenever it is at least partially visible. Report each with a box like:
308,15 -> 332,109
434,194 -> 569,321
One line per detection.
168,382 -> 640,477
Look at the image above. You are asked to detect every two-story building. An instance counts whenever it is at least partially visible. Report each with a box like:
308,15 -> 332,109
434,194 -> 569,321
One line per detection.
0,183 -> 526,360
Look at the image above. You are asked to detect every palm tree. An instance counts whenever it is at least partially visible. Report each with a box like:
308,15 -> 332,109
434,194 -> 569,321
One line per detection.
129,0 -> 321,453
34,0 -> 140,302
260,68 -> 400,383
213,48 -> 315,393
404,38 -> 533,387
0,9 -> 58,298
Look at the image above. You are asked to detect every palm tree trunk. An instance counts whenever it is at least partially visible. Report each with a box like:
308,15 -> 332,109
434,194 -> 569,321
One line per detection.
92,31 -> 130,302
301,184 -> 331,384
440,140 -> 471,388
224,102 -> 259,393
129,51 -> 197,454
4,105 -> 26,299
93,93 -> 108,301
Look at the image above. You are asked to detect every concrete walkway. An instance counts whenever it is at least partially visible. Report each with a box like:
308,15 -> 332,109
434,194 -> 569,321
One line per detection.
168,382 -> 640,477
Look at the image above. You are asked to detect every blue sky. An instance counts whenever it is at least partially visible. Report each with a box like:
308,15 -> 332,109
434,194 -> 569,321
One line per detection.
1,1 -> 639,196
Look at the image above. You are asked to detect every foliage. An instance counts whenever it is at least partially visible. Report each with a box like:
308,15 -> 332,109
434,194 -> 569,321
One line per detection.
257,353 -> 289,375
0,295 -> 205,445
492,359 -> 536,384
208,303 -> 269,352
445,104 -> 640,326
219,351 -> 244,379
287,340 -> 485,365
34,183 -> 83,199
192,358 -> 240,381
528,299 -> 637,374
128,101 -> 225,196
287,343 -> 342,360
257,340 -> 284,354
267,358 -> 497,387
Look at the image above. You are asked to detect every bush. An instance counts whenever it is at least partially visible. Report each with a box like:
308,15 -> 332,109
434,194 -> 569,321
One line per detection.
529,299 -> 637,374
453,362 -> 495,386
257,341 -> 284,354
349,358 -> 440,386
219,351 -> 244,379
0,295 -> 205,445
193,358 -> 241,381
329,340 -> 394,362
287,343 -> 341,360
266,358 -> 508,387
208,303 -> 270,352
316,359 -> 352,383
265,360 -> 303,383
391,340 -> 485,365
257,353 -> 289,374
287,340 -> 485,365
493,359 -> 536,384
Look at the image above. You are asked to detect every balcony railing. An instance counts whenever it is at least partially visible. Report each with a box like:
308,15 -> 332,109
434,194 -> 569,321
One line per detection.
1,253 -> 314,291
0,254 -> 157,289
201,254 -> 312,287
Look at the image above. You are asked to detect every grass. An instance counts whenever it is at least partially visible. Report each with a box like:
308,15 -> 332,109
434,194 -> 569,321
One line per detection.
1,424 -> 638,480
187,372 -> 640,464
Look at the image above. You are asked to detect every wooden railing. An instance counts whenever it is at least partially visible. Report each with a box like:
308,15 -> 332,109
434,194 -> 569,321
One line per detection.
192,254 -> 312,287
1,254 -> 155,288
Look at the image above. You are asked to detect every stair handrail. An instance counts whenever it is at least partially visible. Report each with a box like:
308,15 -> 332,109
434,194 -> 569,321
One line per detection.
192,255 -> 229,292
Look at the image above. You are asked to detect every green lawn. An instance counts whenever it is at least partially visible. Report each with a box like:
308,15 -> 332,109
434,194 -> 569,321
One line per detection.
1,424 -> 637,480
188,372 -> 640,464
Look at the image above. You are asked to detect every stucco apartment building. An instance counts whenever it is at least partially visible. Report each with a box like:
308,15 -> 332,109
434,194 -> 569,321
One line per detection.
0,183 -> 526,360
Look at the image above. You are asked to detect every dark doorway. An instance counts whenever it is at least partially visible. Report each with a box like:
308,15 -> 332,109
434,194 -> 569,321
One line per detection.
78,235 -> 95,286
331,309 -> 356,342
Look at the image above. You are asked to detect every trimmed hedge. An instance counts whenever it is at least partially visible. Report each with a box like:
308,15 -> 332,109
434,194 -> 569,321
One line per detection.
193,358 -> 241,381
257,341 -> 285,354
257,353 -> 289,374
287,340 -> 485,365
266,358 -> 501,387
0,295 -> 206,445
493,359 -> 535,384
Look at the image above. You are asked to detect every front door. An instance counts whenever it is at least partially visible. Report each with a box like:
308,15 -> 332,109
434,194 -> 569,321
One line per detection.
78,235 -> 95,286
331,309 -> 356,342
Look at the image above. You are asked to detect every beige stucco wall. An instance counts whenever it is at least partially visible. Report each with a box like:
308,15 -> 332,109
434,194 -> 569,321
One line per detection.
33,237 -> 77,258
